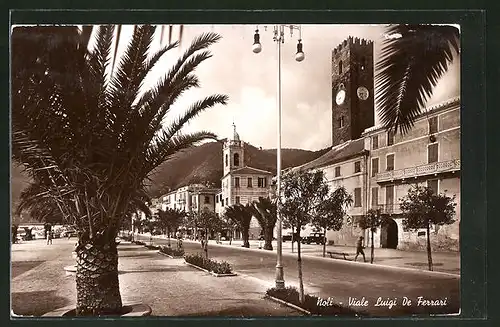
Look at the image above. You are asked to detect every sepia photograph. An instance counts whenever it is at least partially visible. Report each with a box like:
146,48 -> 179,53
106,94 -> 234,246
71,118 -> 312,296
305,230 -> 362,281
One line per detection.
11,23 -> 460,317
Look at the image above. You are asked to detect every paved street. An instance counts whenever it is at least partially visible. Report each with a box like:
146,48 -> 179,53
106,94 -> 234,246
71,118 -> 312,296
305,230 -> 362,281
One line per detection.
11,238 -> 300,317
137,235 -> 460,316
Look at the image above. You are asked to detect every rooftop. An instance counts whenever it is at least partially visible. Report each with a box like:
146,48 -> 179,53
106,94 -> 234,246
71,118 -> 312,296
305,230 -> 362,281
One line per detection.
297,139 -> 366,171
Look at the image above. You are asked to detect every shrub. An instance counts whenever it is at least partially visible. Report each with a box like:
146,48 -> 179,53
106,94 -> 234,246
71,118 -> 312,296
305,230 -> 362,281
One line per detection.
159,245 -> 184,257
134,240 -> 145,246
145,244 -> 159,250
121,234 -> 133,242
184,253 -> 233,274
266,287 -> 364,316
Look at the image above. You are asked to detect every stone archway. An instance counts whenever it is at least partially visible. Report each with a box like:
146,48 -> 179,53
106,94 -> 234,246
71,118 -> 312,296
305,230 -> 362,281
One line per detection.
380,218 -> 398,249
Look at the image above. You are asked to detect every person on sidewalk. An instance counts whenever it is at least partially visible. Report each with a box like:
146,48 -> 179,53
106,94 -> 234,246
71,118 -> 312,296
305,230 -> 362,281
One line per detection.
354,236 -> 366,262
46,230 -> 53,245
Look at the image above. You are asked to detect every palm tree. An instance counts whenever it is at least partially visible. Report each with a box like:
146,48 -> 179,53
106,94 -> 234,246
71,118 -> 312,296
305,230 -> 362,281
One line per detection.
251,197 -> 277,250
375,24 -> 459,134
224,204 -> 253,248
11,25 -> 227,316
157,207 -> 185,247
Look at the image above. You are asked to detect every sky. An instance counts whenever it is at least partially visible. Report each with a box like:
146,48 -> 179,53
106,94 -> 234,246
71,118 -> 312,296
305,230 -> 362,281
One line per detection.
99,24 -> 460,151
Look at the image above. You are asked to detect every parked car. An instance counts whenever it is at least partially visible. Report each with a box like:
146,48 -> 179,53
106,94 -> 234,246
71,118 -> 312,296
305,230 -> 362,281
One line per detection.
60,229 -> 77,238
282,232 -> 300,243
301,232 -> 326,245
258,235 -> 277,241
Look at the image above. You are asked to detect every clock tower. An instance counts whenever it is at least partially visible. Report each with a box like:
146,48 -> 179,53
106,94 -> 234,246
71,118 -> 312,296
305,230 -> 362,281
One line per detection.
331,36 -> 375,147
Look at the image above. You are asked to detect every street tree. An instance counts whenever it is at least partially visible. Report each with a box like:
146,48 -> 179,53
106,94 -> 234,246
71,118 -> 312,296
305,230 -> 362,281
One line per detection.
281,169 -> 328,304
399,185 -> 457,271
11,25 -> 227,315
197,208 -> 224,258
376,24 -> 459,134
312,185 -> 353,257
252,197 -> 277,250
224,204 -> 253,248
358,208 -> 386,264
157,207 -> 185,247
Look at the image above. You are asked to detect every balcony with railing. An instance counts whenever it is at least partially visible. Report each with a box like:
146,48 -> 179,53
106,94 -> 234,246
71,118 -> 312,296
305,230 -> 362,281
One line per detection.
376,159 -> 460,183
373,203 -> 402,215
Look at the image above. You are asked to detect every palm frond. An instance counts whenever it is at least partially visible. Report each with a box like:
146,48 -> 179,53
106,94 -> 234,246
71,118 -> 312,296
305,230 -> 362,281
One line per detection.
375,24 -> 459,134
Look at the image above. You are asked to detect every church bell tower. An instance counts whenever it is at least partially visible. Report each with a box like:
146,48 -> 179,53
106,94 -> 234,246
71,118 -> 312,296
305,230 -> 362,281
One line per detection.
331,36 -> 375,147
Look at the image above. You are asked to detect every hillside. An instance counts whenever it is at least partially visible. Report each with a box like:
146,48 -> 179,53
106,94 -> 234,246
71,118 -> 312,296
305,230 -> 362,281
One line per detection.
11,141 -> 330,202
147,141 -> 330,197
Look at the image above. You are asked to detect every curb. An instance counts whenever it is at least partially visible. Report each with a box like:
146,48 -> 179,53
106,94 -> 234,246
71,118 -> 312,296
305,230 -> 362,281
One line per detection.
140,235 -> 459,278
180,238 -> 459,278
264,295 -> 311,315
156,250 -> 183,259
41,302 -> 152,317
183,261 -> 237,277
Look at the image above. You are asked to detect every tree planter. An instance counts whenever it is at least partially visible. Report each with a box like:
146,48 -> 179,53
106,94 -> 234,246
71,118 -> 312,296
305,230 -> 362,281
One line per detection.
183,261 -> 237,277
64,265 -> 77,276
264,294 -> 311,315
42,302 -> 152,317
157,250 -> 183,259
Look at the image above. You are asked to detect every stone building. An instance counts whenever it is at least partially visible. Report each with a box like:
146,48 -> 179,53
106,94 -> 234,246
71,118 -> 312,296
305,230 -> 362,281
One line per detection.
364,97 -> 460,251
289,37 -> 460,252
215,123 -> 272,239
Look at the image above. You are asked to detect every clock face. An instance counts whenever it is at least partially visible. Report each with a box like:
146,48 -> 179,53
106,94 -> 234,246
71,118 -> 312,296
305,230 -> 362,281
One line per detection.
357,86 -> 369,100
336,90 -> 346,105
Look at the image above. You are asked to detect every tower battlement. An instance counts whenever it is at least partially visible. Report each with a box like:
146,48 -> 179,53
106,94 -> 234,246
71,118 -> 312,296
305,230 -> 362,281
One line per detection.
333,36 -> 374,55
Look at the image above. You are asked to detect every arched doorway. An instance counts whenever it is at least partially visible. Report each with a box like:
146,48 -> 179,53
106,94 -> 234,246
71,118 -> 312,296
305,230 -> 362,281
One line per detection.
380,218 -> 398,249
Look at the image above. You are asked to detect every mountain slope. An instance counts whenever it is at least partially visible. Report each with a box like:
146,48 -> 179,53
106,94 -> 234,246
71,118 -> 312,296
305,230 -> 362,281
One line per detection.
147,141 -> 329,197
11,141 -> 330,202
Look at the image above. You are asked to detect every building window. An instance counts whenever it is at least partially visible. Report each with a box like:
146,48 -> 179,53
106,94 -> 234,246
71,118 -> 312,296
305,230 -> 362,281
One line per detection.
235,177 -> 240,188
354,188 -> 362,207
247,177 -> 252,188
216,196 -> 219,203
428,143 -> 438,163
387,130 -> 395,146
338,116 -> 345,128
354,161 -> 361,173
235,196 -> 240,204
360,56 -> 366,71
339,60 -> 343,74
372,135 -> 379,150
225,154 -> 228,167
221,198 -> 224,206
335,166 -> 341,177
204,196 -> 210,204
226,198 -> 229,206
429,116 -> 438,134
427,179 -> 439,194
371,187 -> 379,207
386,154 -> 395,171
386,185 -> 394,205
234,153 -> 240,166
258,177 -> 267,188
371,157 -> 379,177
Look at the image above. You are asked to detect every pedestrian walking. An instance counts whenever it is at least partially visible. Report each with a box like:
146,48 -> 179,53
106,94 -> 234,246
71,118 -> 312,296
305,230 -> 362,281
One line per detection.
46,230 -> 53,245
354,236 -> 366,262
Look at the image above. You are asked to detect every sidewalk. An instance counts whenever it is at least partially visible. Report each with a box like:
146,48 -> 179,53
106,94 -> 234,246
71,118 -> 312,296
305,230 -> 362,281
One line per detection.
148,235 -> 460,275
11,238 -> 300,317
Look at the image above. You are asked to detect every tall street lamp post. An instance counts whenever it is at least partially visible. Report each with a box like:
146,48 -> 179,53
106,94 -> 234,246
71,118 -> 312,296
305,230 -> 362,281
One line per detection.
252,24 -> 305,289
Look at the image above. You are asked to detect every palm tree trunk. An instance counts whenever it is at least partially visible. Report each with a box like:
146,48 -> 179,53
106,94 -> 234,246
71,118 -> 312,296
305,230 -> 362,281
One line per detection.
297,227 -> 305,304
75,240 -> 122,315
204,228 -> 209,258
264,226 -> 273,250
167,227 -> 171,247
322,226 -> 327,257
291,226 -> 295,253
242,227 -> 250,248
426,224 -> 433,271
370,229 -> 375,264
